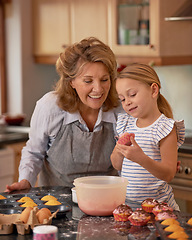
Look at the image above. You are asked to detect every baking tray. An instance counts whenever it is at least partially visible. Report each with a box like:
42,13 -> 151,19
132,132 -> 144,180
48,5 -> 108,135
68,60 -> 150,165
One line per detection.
0,186 -> 72,217
155,211 -> 192,240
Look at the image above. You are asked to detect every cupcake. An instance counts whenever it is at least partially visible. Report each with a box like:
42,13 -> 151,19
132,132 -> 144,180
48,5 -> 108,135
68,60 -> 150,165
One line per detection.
20,201 -> 38,208
141,198 -> 159,213
113,204 -> 133,222
18,196 -> 34,202
168,230 -> 189,239
161,218 -> 180,226
164,224 -> 184,232
128,209 -> 151,226
44,200 -> 61,206
155,210 -> 177,221
41,195 -> 57,201
0,195 -> 6,200
152,202 -> 173,216
187,217 -> 192,225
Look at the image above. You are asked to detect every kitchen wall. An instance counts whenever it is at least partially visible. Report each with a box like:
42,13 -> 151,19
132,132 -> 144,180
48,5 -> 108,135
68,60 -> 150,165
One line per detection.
4,0 -> 192,130
154,65 -> 192,130
5,0 -> 57,124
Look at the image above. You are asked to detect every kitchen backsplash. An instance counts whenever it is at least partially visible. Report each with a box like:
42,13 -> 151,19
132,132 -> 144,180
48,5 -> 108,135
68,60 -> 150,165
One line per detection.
154,65 -> 192,130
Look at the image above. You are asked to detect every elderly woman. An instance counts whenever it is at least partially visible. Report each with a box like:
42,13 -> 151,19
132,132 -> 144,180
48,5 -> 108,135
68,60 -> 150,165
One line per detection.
6,37 -> 122,192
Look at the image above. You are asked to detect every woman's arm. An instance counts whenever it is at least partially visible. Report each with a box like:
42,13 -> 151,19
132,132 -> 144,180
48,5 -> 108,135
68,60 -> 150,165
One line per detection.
14,92 -> 63,188
18,97 -> 51,187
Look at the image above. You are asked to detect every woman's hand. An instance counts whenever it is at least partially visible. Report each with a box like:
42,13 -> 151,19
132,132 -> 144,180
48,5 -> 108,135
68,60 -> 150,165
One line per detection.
5,179 -> 31,193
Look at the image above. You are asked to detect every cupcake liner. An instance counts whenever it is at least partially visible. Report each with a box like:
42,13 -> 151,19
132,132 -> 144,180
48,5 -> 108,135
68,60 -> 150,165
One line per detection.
142,205 -> 154,213
152,209 -> 161,216
113,213 -> 130,222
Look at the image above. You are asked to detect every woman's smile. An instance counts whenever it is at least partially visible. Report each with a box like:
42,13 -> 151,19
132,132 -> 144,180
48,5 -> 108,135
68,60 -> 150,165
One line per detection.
88,94 -> 103,99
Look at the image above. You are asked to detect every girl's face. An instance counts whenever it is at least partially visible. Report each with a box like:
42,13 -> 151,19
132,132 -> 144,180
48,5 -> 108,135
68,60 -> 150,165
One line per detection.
70,62 -> 111,112
116,77 -> 158,119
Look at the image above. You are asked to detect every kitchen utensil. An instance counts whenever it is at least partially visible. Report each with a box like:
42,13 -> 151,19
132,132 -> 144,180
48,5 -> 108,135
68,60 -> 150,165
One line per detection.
73,176 -> 128,216
4,114 -> 26,126
71,187 -> 78,204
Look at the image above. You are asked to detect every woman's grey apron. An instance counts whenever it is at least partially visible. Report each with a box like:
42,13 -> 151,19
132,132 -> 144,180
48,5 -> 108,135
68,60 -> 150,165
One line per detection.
38,121 -> 117,187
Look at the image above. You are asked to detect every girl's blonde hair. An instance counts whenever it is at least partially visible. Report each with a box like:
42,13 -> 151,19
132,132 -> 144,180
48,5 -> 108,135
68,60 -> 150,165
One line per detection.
55,37 -> 119,112
118,63 -> 173,118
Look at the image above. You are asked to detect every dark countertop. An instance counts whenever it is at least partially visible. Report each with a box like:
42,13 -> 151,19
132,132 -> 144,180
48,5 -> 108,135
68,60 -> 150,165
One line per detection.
1,187 -> 192,240
178,137 -> 192,154
178,129 -> 192,154
1,126 -> 192,154
0,126 -> 29,147
0,187 -> 159,240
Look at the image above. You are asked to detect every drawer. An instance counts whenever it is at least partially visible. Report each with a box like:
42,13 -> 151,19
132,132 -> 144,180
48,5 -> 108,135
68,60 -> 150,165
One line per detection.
0,175 -> 14,192
0,147 -> 14,177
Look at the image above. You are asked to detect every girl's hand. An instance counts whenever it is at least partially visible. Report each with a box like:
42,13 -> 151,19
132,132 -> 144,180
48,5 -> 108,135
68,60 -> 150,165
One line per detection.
5,179 -> 31,193
116,136 -> 145,163
176,161 -> 181,173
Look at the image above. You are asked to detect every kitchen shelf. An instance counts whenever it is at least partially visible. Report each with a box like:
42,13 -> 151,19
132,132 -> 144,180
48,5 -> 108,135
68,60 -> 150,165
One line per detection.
34,55 -> 192,67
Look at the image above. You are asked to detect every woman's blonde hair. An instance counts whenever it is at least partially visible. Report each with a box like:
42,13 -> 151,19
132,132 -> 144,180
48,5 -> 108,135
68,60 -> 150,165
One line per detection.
118,63 -> 173,118
55,37 -> 119,112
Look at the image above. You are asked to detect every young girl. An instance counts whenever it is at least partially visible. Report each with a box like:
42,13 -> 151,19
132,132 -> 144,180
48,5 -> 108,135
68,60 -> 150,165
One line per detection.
111,63 -> 185,210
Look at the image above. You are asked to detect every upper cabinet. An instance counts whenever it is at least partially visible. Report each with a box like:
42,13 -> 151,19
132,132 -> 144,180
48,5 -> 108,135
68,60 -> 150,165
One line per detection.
32,0 -> 110,64
32,0 -> 192,66
109,0 -> 192,65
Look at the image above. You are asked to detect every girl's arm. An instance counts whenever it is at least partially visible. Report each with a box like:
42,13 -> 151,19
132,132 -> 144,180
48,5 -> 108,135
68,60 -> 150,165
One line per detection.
116,126 -> 178,182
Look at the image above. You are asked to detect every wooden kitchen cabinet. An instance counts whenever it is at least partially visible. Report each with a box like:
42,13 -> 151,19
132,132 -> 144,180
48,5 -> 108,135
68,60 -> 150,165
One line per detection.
0,147 -> 14,192
109,0 -> 192,65
7,142 -> 26,182
32,0 -> 110,63
33,0 -> 70,58
32,0 -> 192,66
7,142 -> 40,187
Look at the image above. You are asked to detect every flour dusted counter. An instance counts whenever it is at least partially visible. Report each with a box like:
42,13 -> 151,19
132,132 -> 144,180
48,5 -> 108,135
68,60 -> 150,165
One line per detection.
0,186 -> 192,240
0,186 -> 158,240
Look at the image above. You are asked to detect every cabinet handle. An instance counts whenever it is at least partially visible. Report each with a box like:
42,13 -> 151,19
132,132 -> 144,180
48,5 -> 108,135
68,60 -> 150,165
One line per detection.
148,44 -> 154,49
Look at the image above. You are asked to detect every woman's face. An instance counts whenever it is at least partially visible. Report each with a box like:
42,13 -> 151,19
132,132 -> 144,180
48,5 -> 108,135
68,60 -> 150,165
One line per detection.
70,62 -> 111,111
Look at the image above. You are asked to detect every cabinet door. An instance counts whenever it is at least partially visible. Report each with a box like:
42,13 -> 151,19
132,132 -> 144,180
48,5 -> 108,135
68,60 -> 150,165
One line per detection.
7,142 -> 26,183
70,0 -> 109,44
33,0 -> 71,56
33,0 -> 110,57
109,0 -> 158,57
108,0 -> 192,65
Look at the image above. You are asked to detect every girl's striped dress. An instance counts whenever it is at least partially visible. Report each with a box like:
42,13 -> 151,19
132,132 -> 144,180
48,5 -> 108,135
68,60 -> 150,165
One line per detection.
116,113 -> 185,211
